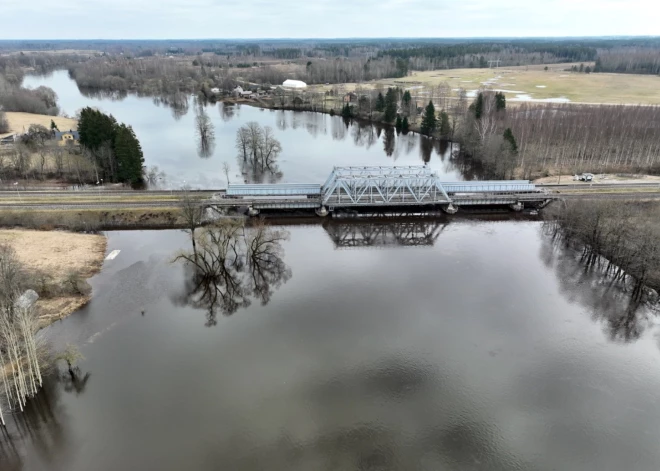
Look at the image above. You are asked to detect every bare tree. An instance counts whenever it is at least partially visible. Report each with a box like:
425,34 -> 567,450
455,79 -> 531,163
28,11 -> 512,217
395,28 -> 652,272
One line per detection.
222,162 -> 231,184
178,186 -> 205,257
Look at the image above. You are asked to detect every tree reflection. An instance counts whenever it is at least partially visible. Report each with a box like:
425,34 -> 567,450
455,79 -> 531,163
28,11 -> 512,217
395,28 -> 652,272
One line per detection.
541,234 -> 658,343
195,103 -> 216,159
219,102 -> 235,122
383,127 -> 396,158
0,372 -> 70,471
61,367 -> 91,396
174,220 -> 291,326
419,135 -> 433,163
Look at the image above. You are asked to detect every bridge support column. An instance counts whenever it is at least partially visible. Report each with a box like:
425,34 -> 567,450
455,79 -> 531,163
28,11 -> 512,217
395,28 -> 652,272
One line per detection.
315,206 -> 329,217
443,204 -> 458,214
510,202 -> 523,212
247,206 -> 260,217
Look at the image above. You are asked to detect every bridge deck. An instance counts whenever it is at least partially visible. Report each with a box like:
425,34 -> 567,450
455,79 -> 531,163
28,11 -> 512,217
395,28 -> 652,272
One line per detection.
219,166 -> 551,212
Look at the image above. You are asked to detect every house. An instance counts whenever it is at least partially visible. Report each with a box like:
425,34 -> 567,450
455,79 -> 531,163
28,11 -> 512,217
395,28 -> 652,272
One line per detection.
343,92 -> 358,103
210,87 -> 221,95
231,86 -> 244,97
55,130 -> 80,146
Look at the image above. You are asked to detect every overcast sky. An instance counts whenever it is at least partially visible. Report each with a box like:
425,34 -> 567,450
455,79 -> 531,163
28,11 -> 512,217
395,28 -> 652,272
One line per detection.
2,0 -> 656,39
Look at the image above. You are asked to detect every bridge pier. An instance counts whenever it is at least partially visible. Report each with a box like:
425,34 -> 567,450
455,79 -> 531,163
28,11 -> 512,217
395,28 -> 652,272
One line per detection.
315,206 -> 329,217
443,204 -> 458,214
247,206 -> 260,217
510,202 -> 523,212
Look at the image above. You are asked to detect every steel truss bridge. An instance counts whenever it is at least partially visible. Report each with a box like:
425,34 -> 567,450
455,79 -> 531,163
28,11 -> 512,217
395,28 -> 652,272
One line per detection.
223,166 -> 551,214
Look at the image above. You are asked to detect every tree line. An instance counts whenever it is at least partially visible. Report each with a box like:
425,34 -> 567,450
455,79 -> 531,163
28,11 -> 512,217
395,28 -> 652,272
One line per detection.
0,74 -> 59,116
593,48 -> 660,75
545,200 -> 660,301
77,107 -> 145,185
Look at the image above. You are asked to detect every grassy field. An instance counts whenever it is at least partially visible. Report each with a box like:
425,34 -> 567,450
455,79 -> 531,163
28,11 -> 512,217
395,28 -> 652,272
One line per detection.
1,112 -> 78,138
0,229 -> 106,326
327,63 -> 660,105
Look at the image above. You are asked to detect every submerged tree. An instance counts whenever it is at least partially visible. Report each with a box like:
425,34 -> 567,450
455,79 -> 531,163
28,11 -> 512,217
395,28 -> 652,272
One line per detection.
235,122 -> 283,183
173,220 -> 291,326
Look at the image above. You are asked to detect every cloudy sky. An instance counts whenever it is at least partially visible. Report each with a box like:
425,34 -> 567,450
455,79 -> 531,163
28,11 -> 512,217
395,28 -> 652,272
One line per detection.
2,0 -> 656,39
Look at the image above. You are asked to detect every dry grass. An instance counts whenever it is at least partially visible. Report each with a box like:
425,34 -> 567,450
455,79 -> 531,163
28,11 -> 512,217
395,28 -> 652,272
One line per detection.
0,229 -> 106,281
326,63 -> 660,105
1,112 -> 78,138
0,229 -> 106,327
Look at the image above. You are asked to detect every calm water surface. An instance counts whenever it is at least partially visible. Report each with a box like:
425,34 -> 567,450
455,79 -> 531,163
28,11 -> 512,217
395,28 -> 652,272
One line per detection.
22,71 -> 470,188
2,220 -> 660,471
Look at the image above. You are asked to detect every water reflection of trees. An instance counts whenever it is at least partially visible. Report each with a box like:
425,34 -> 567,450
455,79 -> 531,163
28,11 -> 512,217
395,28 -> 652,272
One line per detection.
541,234 -> 658,343
174,221 -> 291,326
0,371 -> 74,471
195,103 -> 216,159
324,219 -> 448,249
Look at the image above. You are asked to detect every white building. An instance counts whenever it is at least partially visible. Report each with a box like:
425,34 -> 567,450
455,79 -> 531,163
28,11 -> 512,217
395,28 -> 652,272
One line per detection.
282,79 -> 307,89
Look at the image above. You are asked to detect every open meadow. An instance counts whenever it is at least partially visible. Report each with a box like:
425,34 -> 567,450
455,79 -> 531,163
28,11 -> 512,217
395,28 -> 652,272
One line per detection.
331,63 -> 660,105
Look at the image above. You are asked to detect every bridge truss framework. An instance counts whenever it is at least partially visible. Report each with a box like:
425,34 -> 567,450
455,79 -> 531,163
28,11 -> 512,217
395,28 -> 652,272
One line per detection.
321,166 -> 452,207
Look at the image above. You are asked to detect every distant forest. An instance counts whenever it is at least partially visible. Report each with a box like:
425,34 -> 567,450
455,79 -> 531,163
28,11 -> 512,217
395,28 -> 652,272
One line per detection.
1,39 -> 659,87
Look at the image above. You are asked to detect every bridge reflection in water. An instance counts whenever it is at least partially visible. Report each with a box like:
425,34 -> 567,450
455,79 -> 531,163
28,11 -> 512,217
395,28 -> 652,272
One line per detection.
323,219 -> 448,249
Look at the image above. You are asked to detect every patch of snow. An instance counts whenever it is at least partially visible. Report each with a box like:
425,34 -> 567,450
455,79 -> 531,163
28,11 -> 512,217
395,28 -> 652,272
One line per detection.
509,94 -> 571,103
460,80 -> 473,83
536,85 -> 547,88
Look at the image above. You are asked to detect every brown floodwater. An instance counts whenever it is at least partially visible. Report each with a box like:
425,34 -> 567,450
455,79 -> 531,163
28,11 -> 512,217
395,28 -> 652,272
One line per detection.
2,219 -> 660,471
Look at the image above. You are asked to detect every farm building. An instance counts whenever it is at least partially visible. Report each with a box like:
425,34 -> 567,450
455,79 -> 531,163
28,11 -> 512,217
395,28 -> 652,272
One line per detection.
282,79 -> 307,89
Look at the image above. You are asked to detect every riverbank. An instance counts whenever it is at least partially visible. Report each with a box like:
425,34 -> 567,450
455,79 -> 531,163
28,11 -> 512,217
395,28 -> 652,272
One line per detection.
0,229 -> 106,328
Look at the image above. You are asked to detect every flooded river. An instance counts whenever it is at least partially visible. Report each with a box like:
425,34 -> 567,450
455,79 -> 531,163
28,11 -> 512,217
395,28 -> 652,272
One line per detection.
2,220 -> 660,470
4,72 -> 659,470
22,71 -> 472,188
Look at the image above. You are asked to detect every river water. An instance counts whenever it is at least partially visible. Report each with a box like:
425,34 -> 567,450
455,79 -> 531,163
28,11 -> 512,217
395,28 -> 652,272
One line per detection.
22,71 -> 471,188
2,221 -> 660,471
2,73 -> 660,470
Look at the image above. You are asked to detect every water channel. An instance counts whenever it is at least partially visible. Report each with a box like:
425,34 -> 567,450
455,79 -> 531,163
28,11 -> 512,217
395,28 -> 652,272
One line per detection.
1,74 -> 659,470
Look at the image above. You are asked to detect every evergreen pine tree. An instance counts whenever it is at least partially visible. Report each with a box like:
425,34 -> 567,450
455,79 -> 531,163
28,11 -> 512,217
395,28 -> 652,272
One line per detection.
473,93 -> 484,120
439,111 -> 451,138
420,101 -> 437,136
114,124 -> 145,185
375,92 -> 385,112
402,116 -> 409,133
495,92 -> 506,111
50,120 -> 59,132
341,103 -> 353,118
383,88 -> 397,123
503,128 -> 518,154
395,114 -> 402,131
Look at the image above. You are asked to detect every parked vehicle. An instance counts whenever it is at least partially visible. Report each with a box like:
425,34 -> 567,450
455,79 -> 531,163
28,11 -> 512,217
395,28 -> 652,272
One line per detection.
573,173 -> 594,182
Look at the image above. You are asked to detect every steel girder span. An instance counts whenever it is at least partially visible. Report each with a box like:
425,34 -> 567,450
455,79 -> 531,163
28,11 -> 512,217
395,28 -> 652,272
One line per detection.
321,166 -> 451,207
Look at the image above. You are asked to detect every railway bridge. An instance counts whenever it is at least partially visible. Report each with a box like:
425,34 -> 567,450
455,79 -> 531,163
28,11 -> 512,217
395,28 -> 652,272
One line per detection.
219,166 -> 553,216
